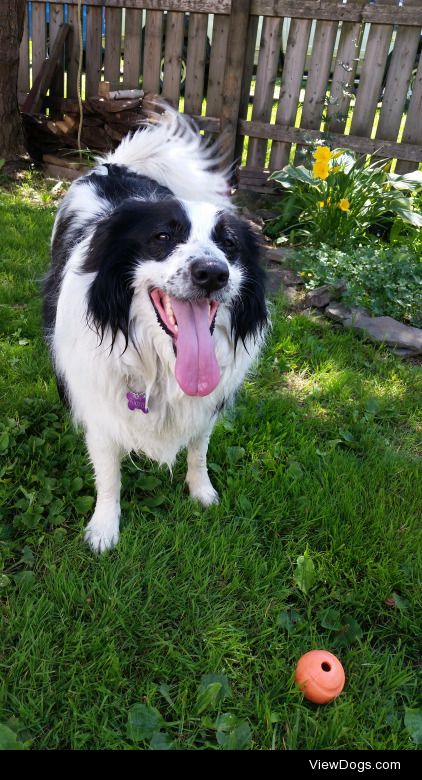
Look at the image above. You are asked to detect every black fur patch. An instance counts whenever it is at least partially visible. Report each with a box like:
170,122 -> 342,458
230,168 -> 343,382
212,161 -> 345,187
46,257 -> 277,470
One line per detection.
84,164 -> 173,208
43,167 -> 174,337
212,214 -> 268,348
84,198 -> 190,350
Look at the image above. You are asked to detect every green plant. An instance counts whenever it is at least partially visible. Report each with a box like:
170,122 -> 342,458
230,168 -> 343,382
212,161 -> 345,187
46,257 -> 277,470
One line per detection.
292,244 -> 422,327
266,146 -> 422,248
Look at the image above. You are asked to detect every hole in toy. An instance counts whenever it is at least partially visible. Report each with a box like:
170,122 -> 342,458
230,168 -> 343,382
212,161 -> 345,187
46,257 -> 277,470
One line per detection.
321,662 -> 331,672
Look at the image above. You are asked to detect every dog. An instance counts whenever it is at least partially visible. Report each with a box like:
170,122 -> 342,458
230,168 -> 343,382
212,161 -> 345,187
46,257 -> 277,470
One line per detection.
43,108 -> 268,552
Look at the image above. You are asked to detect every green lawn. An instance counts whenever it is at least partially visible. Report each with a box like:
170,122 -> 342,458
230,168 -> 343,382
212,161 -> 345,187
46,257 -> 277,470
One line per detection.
0,173 -> 421,750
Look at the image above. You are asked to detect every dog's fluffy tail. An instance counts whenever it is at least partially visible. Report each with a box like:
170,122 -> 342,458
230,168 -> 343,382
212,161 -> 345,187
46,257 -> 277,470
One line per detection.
102,105 -> 231,205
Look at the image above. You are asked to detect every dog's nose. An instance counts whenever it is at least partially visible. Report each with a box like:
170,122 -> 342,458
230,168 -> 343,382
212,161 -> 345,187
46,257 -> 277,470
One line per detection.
191,259 -> 229,292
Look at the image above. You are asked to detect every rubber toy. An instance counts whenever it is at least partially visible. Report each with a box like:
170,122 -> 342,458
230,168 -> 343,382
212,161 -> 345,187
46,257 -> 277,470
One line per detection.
295,650 -> 345,704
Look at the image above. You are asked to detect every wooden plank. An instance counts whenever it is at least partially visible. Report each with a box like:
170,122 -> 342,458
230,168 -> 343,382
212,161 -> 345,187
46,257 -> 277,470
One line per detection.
350,1 -> 395,138
396,54 -> 422,173
238,119 -> 422,163
206,14 -> 230,118
250,1 -> 422,26
34,1 -> 231,14
104,7 -> 123,86
233,14 -> 259,163
123,9 -> 142,88
184,13 -> 208,115
325,2 -> 366,134
49,4 -> 65,104
18,5 -> 30,94
269,17 -> 312,170
66,4 -> 81,99
375,25 -> 421,145
31,2 -> 47,83
219,0 -> 252,166
22,24 -> 70,114
143,10 -> 164,94
85,6 -> 103,98
300,19 -> 339,131
162,12 -> 185,106
246,16 -> 283,169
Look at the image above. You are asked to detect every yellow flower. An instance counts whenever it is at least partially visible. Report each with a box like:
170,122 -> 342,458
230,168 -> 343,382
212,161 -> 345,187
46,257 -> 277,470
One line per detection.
313,146 -> 332,163
312,161 -> 329,180
318,201 -> 325,208
330,165 -> 341,174
338,198 -> 350,212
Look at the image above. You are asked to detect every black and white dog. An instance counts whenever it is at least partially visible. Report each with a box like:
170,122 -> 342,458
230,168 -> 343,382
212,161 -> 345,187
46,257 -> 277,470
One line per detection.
44,109 -> 268,552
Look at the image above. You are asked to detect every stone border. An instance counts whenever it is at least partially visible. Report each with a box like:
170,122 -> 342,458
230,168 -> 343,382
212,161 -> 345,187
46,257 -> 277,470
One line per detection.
264,247 -> 422,358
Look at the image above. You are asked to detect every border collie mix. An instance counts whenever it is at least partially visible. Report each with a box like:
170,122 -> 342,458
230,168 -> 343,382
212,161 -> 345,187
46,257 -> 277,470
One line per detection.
43,109 -> 268,552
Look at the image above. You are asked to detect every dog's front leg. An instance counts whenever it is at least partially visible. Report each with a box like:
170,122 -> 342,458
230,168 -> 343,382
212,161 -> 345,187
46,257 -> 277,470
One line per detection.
186,430 -> 219,507
84,431 -> 122,553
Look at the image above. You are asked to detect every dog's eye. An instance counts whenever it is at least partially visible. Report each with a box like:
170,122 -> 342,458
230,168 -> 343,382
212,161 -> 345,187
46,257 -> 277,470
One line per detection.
155,232 -> 171,242
222,237 -> 237,250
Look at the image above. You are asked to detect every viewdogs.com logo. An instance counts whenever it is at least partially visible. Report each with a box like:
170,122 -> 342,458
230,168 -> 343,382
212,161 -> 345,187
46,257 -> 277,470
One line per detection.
309,760 -> 400,772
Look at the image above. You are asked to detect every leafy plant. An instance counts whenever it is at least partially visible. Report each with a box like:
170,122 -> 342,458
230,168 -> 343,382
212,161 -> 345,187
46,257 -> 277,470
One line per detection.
294,547 -> 316,595
266,146 -> 422,248
291,244 -> 422,327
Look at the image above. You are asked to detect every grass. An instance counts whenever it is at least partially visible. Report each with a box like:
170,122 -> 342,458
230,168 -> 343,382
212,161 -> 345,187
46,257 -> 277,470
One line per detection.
1,172 -> 422,750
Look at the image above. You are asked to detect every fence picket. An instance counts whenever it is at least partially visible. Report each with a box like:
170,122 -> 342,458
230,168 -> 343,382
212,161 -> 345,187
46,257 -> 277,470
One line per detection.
143,10 -> 164,94
325,2 -> 366,134
184,13 -> 208,115
122,9 -> 142,88
162,12 -> 185,105
104,7 -> 123,86
66,4 -> 81,99
350,0 -> 396,139
395,54 -> 422,173
206,14 -> 230,119
233,13 -> 259,164
49,4 -> 65,105
219,0 -> 252,166
246,16 -> 283,170
375,25 -> 421,146
85,5 -> 103,97
31,2 -> 47,82
269,17 -> 312,171
299,18 -> 338,132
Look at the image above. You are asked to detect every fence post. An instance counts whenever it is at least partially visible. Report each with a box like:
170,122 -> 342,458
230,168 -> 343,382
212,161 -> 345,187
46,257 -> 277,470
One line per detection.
219,0 -> 251,171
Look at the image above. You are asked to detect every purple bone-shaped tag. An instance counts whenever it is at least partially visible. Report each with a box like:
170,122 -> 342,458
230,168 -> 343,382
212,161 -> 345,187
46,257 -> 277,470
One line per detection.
126,392 -> 149,413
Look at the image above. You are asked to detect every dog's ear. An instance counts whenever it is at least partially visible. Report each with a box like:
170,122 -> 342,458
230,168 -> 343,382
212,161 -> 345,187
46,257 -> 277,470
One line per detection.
230,220 -> 268,349
84,207 -> 140,351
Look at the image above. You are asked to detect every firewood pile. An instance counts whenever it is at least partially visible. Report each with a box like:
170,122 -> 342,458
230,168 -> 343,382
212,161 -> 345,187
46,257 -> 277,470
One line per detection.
22,87 -> 165,178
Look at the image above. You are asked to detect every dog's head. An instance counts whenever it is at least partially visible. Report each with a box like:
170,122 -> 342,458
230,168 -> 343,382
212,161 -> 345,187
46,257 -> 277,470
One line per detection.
84,195 -> 267,397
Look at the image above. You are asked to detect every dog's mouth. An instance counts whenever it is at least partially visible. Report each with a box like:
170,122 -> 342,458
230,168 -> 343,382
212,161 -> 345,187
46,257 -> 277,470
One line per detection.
150,288 -> 220,397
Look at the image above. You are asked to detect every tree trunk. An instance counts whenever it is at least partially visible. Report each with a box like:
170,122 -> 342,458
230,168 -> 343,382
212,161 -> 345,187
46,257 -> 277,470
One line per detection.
0,0 -> 26,161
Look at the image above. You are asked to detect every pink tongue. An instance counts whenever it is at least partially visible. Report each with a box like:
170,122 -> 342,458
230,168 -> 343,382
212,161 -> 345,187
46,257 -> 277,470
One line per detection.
171,298 -> 220,396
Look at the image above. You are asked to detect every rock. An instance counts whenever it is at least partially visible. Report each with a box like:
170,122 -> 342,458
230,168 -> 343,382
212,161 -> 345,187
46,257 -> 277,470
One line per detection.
305,280 -> 347,308
264,246 -> 297,265
325,304 -> 422,355
324,303 -> 370,324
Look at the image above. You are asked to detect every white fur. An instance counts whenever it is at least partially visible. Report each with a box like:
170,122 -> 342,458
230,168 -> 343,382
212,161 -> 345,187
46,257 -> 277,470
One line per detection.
102,107 -> 231,207
51,112 -> 265,553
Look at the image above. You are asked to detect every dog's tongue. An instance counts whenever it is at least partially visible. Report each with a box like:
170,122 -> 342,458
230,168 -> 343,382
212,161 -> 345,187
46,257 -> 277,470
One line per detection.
171,298 -> 220,396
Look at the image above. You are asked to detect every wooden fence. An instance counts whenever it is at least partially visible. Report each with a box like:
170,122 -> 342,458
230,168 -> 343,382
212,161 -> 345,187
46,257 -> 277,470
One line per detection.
18,1 -> 422,190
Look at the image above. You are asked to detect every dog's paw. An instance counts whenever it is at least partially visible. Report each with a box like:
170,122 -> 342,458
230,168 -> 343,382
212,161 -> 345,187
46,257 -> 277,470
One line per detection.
84,510 -> 120,553
188,480 -> 219,507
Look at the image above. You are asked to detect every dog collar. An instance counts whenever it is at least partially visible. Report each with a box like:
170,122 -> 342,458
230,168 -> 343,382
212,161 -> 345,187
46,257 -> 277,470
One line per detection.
126,391 -> 149,413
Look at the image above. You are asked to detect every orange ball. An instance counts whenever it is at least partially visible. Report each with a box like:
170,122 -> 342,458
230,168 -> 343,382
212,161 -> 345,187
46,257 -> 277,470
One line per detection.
295,650 -> 345,704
